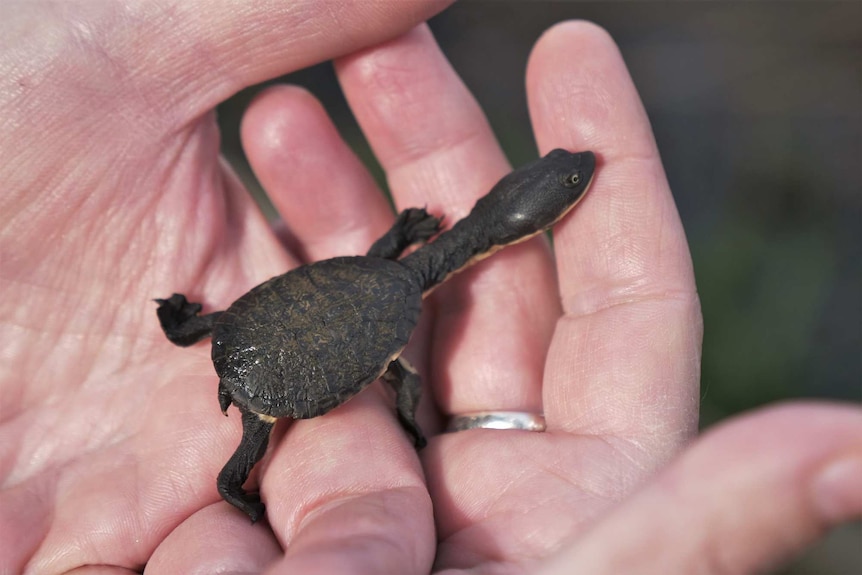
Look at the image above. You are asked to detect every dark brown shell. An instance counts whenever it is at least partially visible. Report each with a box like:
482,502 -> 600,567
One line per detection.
211,256 -> 422,419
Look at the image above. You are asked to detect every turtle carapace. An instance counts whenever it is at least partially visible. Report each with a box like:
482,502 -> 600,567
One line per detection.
156,148 -> 596,522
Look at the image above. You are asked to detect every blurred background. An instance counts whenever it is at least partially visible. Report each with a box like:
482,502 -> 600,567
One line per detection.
217,2 -> 861,572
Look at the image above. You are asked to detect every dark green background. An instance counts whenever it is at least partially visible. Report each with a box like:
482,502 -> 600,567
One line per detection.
217,2 -> 861,572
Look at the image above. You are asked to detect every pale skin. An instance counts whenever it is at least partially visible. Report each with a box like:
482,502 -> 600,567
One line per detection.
1,2 -> 860,574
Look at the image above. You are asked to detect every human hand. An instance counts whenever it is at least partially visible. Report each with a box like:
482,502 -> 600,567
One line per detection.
2,6 -> 860,575
0,2 -> 451,573
292,22 -> 858,574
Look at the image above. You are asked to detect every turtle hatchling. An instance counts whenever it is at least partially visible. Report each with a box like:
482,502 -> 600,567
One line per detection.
155,148 -> 596,521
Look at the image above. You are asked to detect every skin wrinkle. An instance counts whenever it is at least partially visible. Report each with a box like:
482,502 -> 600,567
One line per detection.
532,455 -> 620,506
434,436 -> 619,553
293,486 -> 413,540
284,485 -> 426,555
8,142 -> 184,349
384,128 -> 500,214
546,303 -> 700,448
491,483 -> 600,561
22,376 -> 189,568
2,29 -> 146,217
555,207 -> 694,317
342,31 -> 495,171
538,60 -> 656,163
129,428 -> 216,564
168,121 -> 227,269
561,283 -> 699,320
584,433 -> 654,483
8,384 -> 116,485
5,151 -> 182,420
85,2 -> 220,116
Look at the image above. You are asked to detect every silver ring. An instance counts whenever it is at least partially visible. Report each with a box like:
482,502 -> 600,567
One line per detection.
447,411 -> 546,432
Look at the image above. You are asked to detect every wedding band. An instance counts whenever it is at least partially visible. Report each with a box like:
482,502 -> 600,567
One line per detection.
446,411 -> 546,432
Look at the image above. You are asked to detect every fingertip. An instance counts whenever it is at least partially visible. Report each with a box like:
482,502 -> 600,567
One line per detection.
531,19 -> 616,62
240,84 -> 328,173
527,19 -> 653,158
811,454 -> 862,524
239,83 -> 392,261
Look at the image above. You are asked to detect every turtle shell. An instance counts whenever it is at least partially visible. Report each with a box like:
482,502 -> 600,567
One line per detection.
211,256 -> 422,419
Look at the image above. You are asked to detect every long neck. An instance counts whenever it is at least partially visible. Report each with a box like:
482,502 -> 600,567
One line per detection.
400,213 -> 494,294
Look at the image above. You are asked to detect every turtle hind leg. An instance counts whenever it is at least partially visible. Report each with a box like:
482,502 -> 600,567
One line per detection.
366,208 -> 442,260
217,408 -> 276,523
382,358 -> 427,449
154,293 -> 223,346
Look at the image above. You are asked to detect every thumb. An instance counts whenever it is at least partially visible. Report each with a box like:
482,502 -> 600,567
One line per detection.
539,402 -> 862,575
6,1 -> 452,124
121,0 -> 453,111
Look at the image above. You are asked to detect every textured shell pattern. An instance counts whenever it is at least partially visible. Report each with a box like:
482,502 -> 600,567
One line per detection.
211,257 -> 422,419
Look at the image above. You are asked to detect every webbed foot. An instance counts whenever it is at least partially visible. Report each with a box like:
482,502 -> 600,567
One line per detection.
399,207 -> 443,244
154,293 -> 221,346
225,491 -> 266,524
367,208 -> 442,260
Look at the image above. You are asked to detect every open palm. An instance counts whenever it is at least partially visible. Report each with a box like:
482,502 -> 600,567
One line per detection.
3,4 -> 859,575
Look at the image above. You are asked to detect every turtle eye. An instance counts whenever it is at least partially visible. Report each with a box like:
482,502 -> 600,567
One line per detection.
562,172 -> 581,188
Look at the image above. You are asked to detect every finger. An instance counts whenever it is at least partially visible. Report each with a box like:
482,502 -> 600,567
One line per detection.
240,77 -> 435,574
241,85 -> 394,263
336,25 -> 562,415
527,22 -> 701,456
75,1 -> 453,115
146,503 -> 280,574
538,403 -> 862,575
260,390 -> 434,575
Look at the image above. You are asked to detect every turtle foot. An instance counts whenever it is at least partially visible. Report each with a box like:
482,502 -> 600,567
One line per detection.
155,293 -> 202,325
154,293 -> 220,347
236,492 -> 266,524
367,208 -> 442,259
400,207 -> 443,243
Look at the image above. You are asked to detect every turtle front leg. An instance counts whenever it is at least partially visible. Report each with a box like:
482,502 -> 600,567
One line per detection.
155,293 -> 223,346
217,407 -> 276,523
366,208 -> 442,260
382,358 -> 427,449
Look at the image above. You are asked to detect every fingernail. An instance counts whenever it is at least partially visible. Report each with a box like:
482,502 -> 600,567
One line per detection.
811,453 -> 862,523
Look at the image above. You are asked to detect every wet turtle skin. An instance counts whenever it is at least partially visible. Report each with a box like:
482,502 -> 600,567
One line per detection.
212,256 -> 422,420
155,148 -> 596,522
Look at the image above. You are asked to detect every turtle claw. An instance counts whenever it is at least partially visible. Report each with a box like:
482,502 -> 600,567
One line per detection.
218,380 -> 232,415
239,493 -> 266,524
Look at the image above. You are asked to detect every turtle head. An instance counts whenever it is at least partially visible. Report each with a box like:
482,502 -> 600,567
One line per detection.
474,149 -> 595,247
